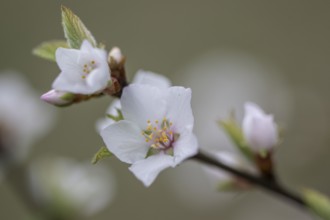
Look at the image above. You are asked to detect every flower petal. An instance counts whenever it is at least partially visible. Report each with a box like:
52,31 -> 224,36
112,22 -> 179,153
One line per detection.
173,130 -> 198,165
165,87 -> 194,133
121,84 -> 166,129
84,67 -> 110,92
244,102 -> 265,118
80,40 -> 94,52
129,153 -> 174,187
100,120 -> 149,164
96,100 -> 121,132
133,70 -> 171,89
55,47 -> 80,73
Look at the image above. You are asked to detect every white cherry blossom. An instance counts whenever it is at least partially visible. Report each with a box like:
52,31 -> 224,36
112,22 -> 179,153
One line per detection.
52,40 -> 110,94
100,84 -> 198,187
242,102 -> 278,151
96,70 -> 171,132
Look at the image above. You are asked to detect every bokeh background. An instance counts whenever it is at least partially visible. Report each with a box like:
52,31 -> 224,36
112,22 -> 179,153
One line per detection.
1,0 -> 330,219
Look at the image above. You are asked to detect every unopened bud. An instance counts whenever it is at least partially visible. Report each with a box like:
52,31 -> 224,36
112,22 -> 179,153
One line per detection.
242,102 -> 278,152
41,90 -> 75,106
108,47 -> 124,68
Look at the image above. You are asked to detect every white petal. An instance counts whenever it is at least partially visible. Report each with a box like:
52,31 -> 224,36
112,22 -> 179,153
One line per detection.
121,84 -> 166,129
165,87 -> 194,133
244,102 -> 265,118
106,99 -> 121,115
55,48 -> 80,73
52,72 -> 85,93
95,100 -> 121,133
80,40 -> 94,51
129,153 -> 174,187
173,130 -> 198,165
133,70 -> 171,89
85,67 -> 110,92
100,120 -> 149,164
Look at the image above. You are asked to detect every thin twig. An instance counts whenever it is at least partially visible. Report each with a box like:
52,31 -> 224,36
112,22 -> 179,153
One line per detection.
192,151 -> 306,207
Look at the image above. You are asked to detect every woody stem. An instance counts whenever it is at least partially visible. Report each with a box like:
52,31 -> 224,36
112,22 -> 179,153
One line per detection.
191,151 -> 306,208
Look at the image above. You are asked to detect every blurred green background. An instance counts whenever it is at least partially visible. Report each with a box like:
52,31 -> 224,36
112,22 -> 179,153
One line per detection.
1,0 -> 330,219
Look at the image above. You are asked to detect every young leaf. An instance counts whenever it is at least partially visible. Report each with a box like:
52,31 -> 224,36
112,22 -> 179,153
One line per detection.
61,5 -> 97,49
106,108 -> 124,122
219,113 -> 254,162
33,40 -> 68,61
91,146 -> 113,164
303,189 -> 330,220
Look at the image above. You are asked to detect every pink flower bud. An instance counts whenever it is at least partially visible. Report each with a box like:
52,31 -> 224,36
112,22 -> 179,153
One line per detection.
41,90 -> 74,106
242,102 -> 278,151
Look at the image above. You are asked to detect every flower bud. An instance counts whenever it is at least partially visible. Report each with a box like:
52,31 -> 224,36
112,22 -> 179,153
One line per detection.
41,89 -> 74,106
108,47 -> 123,64
242,102 -> 278,152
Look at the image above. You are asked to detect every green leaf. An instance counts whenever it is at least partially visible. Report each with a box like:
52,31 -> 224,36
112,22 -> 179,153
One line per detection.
91,146 -> 113,164
219,112 -> 254,162
303,189 -> 330,220
106,108 -> 124,122
61,5 -> 97,49
33,40 -> 68,61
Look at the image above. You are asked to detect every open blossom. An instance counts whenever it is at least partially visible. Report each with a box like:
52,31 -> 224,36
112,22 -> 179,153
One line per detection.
100,84 -> 198,187
96,70 -> 171,132
52,40 -> 110,94
242,102 -> 278,151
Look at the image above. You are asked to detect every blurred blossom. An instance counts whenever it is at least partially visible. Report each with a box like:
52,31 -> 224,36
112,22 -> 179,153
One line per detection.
164,50 -> 293,210
28,157 -> 116,218
242,102 -> 278,152
0,71 -> 55,163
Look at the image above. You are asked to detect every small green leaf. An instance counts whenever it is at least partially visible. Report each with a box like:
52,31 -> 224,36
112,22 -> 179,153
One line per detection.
91,146 -> 113,164
61,5 -> 97,49
106,108 -> 124,122
303,189 -> 330,220
33,40 -> 68,61
60,92 -> 75,101
219,112 -> 254,162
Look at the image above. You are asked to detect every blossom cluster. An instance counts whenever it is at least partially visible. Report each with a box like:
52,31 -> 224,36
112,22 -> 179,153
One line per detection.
33,6 -> 281,189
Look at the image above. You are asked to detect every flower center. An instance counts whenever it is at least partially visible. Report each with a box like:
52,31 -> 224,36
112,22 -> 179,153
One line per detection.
141,118 -> 179,156
81,60 -> 96,79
